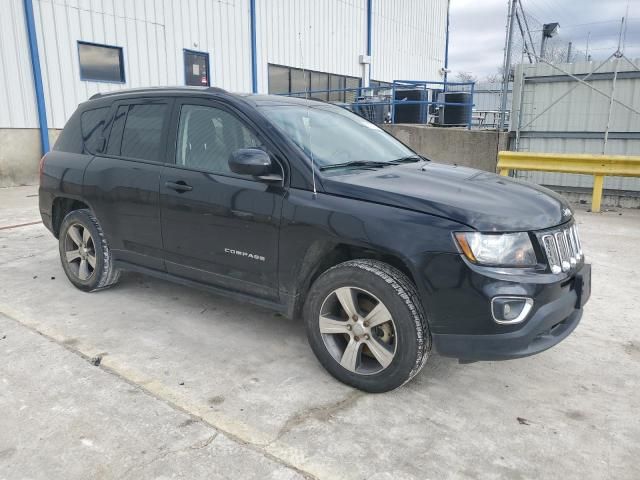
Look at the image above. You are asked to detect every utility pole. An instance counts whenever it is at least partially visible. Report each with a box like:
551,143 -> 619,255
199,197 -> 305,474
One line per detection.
519,1 -> 536,59
515,10 -> 533,63
499,0 -> 517,130
603,16 -> 626,155
566,42 -> 572,63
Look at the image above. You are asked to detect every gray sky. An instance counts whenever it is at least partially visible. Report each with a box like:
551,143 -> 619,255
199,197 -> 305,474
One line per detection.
449,0 -> 640,80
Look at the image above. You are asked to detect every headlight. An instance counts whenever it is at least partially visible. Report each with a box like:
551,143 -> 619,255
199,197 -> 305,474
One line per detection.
454,232 -> 537,267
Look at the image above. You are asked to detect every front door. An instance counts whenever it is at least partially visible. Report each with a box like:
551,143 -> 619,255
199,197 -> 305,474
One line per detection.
159,100 -> 284,300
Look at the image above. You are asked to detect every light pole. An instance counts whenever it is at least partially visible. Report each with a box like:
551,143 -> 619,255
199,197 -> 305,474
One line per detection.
540,22 -> 560,60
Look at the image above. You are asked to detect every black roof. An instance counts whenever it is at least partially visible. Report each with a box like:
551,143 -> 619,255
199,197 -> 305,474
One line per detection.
87,86 -> 324,107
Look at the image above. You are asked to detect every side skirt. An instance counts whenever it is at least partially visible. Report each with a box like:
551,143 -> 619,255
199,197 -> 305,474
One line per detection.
115,260 -> 291,316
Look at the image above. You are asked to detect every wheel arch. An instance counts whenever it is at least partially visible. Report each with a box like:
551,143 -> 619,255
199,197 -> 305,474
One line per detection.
51,196 -> 91,238
290,241 -> 418,319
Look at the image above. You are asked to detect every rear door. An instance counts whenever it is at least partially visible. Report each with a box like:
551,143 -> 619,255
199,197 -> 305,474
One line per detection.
83,98 -> 173,270
159,98 -> 285,300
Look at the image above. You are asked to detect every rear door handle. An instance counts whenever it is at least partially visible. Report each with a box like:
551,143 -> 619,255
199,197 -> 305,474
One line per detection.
165,181 -> 193,192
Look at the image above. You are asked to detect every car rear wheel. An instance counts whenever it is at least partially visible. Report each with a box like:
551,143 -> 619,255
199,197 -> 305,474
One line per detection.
58,209 -> 120,292
304,259 -> 430,392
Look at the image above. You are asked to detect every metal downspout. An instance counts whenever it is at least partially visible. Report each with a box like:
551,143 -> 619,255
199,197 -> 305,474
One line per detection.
366,0 -> 372,87
23,0 -> 50,154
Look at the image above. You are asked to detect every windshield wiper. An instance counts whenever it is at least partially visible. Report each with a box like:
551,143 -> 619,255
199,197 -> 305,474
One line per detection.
319,161 -> 390,171
388,155 -> 424,164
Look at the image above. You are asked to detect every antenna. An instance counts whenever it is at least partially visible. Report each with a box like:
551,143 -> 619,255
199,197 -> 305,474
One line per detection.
298,30 -> 317,198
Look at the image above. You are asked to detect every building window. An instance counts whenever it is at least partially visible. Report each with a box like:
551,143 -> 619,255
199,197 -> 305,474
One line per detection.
77,41 -> 125,83
329,75 -> 345,102
267,64 -> 360,103
370,80 -> 393,89
184,49 -> 210,87
268,65 -> 289,94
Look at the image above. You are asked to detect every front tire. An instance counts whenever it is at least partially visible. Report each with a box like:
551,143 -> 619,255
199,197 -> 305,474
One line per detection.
58,209 -> 120,292
304,259 -> 430,392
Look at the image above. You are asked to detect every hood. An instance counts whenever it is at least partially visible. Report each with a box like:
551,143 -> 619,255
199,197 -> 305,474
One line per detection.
322,161 -> 572,232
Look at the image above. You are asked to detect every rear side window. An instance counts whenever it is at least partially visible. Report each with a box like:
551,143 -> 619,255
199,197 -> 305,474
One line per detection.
81,107 -> 110,154
106,103 -> 168,161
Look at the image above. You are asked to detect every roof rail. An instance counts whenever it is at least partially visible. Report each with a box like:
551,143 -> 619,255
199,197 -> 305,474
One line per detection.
88,86 -> 229,101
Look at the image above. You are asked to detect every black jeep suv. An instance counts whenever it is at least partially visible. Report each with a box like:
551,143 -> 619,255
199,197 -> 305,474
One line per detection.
39,87 -> 591,392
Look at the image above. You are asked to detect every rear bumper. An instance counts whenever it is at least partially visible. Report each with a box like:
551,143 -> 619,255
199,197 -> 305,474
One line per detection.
431,263 -> 591,361
38,186 -> 54,235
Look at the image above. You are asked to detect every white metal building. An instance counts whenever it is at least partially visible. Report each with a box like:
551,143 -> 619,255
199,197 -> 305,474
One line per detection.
510,59 -> 640,195
0,0 -> 449,185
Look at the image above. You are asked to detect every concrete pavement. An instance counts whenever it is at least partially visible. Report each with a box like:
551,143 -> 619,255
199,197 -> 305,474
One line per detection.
0,313 -> 304,480
1,185 -> 639,479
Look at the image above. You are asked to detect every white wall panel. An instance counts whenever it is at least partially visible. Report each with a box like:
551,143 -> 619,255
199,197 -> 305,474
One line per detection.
13,0 -> 253,128
1,0 -> 447,128
371,0 -> 447,83
0,0 -> 39,128
256,0 -> 368,93
511,60 -> 640,192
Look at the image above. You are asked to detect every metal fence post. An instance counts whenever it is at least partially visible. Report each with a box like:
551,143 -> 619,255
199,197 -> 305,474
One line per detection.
592,175 -> 604,213
391,82 -> 396,124
468,82 -> 475,129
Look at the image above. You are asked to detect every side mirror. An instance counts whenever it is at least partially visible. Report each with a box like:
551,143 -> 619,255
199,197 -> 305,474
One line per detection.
229,148 -> 272,177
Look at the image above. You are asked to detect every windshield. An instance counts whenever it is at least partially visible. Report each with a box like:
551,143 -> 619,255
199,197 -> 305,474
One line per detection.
258,103 -> 415,168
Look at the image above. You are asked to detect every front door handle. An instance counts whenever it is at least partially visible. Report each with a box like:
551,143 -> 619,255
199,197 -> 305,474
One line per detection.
165,181 -> 193,193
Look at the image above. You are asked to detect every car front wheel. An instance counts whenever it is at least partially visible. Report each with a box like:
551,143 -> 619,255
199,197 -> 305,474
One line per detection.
304,259 -> 430,392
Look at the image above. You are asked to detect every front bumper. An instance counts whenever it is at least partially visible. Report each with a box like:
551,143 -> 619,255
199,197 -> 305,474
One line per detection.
426,259 -> 591,361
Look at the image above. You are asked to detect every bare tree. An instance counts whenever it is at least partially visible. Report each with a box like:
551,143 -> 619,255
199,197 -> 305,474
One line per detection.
484,72 -> 502,83
455,71 -> 478,83
542,41 -> 582,64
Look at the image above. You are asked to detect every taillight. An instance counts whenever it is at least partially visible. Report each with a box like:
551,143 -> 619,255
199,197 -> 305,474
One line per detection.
39,154 -> 46,180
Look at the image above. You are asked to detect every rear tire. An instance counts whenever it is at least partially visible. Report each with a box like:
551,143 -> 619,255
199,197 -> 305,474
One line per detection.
58,209 -> 120,292
303,259 -> 430,393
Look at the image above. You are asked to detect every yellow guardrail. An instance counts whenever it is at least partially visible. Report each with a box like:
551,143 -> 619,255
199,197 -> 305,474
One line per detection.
497,151 -> 640,213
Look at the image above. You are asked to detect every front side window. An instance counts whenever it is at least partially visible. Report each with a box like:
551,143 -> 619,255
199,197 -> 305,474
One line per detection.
78,41 -> 125,83
106,103 -> 168,161
176,105 -> 263,174
259,103 -> 413,168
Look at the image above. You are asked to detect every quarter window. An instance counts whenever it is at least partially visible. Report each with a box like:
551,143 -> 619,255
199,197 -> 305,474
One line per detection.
176,105 -> 263,174
78,41 -> 125,83
80,107 -> 110,154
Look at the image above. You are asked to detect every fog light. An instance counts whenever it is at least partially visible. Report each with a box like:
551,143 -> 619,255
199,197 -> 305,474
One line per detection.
491,296 -> 533,324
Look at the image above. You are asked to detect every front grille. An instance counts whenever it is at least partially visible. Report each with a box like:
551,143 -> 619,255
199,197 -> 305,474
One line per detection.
540,224 -> 583,274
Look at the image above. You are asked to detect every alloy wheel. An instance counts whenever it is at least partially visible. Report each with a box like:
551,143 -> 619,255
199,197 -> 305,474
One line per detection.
64,223 -> 96,281
319,286 -> 397,375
